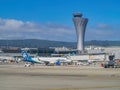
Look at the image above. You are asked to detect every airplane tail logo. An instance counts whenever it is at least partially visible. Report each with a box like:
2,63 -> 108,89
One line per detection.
22,50 -> 30,60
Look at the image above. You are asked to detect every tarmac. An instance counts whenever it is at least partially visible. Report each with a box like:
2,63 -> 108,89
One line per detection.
0,64 -> 120,90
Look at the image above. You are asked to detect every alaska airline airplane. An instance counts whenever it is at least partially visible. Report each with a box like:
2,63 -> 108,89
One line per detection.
38,57 -> 71,66
22,50 -> 71,66
22,50 -> 44,67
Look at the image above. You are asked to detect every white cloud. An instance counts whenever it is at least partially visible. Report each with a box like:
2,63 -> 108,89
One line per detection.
97,23 -> 109,29
0,18 -> 119,41
0,18 -> 76,41
85,23 -> 120,41
0,18 -> 24,30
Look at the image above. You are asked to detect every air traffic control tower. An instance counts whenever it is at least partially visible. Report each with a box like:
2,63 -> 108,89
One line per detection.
73,13 -> 88,54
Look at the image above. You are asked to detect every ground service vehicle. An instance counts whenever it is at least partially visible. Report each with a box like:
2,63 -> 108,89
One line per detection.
104,55 -> 120,68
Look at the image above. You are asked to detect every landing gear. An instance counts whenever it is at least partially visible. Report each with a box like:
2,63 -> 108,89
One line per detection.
24,63 -> 31,67
24,62 -> 34,67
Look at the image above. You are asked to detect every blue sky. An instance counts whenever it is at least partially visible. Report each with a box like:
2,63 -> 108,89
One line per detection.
0,0 -> 120,42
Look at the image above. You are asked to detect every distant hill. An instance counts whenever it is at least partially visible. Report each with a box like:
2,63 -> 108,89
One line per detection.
85,40 -> 120,47
0,39 -> 120,48
0,39 -> 76,48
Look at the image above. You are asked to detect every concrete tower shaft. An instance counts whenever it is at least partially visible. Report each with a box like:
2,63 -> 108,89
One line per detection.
73,13 -> 88,52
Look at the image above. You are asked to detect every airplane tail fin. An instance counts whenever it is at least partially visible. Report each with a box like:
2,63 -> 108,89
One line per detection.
21,50 -> 31,60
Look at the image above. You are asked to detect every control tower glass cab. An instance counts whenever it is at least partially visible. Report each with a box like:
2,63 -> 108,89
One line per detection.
73,13 -> 88,54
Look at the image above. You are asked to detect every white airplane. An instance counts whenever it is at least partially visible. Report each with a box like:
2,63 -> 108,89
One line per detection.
21,50 -> 71,66
38,57 -> 71,65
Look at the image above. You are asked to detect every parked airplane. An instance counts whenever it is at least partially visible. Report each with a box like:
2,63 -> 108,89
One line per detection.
22,50 -> 45,67
38,57 -> 71,66
21,50 -> 71,66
